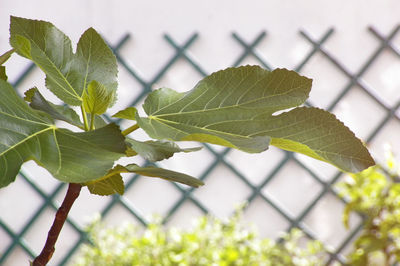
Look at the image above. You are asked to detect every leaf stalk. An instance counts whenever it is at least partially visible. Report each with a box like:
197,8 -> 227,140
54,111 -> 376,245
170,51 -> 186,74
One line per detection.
89,112 -> 95,131
122,124 -> 139,136
81,105 -> 89,131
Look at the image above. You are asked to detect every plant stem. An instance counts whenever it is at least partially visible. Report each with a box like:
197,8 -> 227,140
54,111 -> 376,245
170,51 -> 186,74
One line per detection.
89,113 -> 95,131
121,124 -> 139,136
81,105 -> 89,131
32,183 -> 82,266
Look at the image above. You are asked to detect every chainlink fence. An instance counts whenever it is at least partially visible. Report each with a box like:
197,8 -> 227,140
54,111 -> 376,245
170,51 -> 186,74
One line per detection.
1,25 -> 400,265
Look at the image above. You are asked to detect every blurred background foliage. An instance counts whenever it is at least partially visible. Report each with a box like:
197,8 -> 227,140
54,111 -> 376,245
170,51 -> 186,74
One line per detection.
336,147 -> 400,265
73,149 -> 400,265
73,212 -> 326,266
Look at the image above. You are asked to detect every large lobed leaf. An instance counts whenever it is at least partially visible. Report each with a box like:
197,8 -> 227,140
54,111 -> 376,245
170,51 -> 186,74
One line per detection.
137,67 -> 311,153
136,66 -> 374,173
9,16 -> 117,107
0,80 -> 126,188
25,87 -> 108,130
24,87 -> 84,129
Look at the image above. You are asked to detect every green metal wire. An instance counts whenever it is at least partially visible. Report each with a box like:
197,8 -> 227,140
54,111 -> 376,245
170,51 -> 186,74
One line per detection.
1,25 -> 400,266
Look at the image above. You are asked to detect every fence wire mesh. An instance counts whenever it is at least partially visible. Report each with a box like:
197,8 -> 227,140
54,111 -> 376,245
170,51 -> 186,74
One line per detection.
1,25 -> 400,265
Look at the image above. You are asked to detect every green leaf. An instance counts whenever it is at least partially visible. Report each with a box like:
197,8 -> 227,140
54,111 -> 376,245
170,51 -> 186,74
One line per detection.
262,107 -> 375,172
112,106 -> 137,120
136,66 -> 374,172
10,17 -> 117,106
10,17 -> 77,105
104,164 -> 204,188
86,174 -> 124,196
0,80 -> 126,188
83,80 -> 115,115
0,49 -> 15,65
24,87 -> 108,129
0,49 -> 13,81
126,139 -> 201,162
72,27 -> 118,105
93,115 -> 108,129
0,66 -> 7,81
24,87 -> 84,129
136,67 -> 311,152
342,202 -> 356,229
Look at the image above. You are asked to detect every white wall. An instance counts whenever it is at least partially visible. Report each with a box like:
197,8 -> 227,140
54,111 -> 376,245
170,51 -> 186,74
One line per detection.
1,0 -> 400,265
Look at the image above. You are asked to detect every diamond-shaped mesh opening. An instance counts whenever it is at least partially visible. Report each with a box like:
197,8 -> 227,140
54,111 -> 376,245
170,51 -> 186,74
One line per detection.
225,146 -> 285,186
319,32 -> 378,75
113,39 -> 166,82
303,193 -> 362,250
0,227 -> 11,255
363,50 -> 400,107
124,176 -> 182,218
294,153 -> 338,182
370,117 -> 400,164
3,247 -> 29,266
165,201 -> 205,229
20,162 -> 60,194
157,144 -> 216,178
262,33 -> 307,68
332,85 -> 387,139
0,176 -> 43,232
156,58 -> 205,92
102,202 -> 144,227
262,161 -> 323,217
193,164 -> 253,218
393,30 -> 400,46
300,53 -> 350,108
242,196 -> 290,239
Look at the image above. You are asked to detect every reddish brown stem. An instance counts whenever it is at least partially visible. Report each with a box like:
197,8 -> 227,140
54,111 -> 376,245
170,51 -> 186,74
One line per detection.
32,183 -> 82,266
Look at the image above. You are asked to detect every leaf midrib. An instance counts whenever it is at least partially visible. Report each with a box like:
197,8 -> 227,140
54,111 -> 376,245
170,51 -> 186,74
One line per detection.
82,33 -> 93,97
0,109 -> 50,126
148,116 -> 253,139
151,115 -> 370,162
0,126 -> 55,157
151,83 -> 308,117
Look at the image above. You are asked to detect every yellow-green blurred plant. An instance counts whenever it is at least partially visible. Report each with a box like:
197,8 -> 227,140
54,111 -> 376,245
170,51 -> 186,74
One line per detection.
337,148 -> 400,265
74,211 -> 327,266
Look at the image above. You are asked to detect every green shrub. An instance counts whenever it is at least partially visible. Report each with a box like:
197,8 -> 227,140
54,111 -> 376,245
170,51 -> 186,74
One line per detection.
74,150 -> 400,266
336,148 -> 400,265
74,212 -> 327,266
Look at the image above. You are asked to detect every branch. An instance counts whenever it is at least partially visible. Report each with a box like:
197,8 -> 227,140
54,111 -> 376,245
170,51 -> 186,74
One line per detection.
121,123 -> 139,136
32,183 -> 82,266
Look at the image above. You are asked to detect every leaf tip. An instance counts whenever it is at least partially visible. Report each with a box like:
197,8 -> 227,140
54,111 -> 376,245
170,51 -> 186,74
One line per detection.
23,87 -> 38,102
